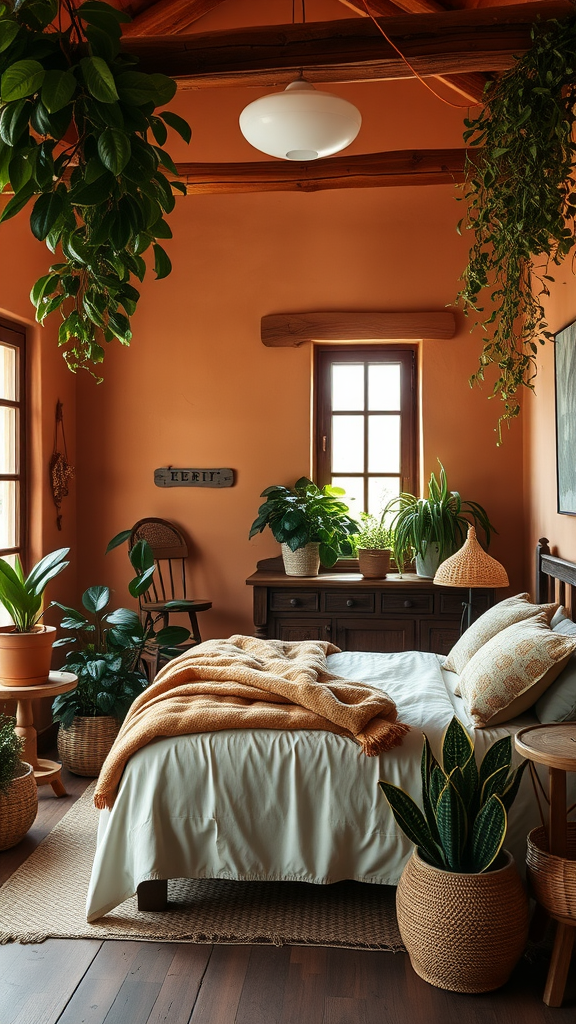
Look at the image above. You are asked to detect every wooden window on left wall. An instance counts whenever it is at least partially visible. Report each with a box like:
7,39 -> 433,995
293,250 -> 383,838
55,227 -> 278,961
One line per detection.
0,319 -> 26,627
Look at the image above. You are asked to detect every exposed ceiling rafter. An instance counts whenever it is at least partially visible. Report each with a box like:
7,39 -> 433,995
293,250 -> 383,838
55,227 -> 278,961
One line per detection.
121,2 -> 572,88
121,0 -> 227,36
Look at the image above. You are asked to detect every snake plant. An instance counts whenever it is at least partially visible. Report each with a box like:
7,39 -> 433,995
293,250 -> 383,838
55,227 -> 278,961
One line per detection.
380,717 -> 528,873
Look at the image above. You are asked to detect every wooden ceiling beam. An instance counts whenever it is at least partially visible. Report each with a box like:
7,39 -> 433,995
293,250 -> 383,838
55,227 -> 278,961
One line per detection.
122,0 -> 227,36
1,148 -> 471,197
169,149 -> 470,194
122,3 -> 573,88
337,0 -> 489,100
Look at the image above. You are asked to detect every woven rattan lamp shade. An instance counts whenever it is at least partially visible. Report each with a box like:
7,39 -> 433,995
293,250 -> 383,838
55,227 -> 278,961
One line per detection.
433,526 -> 509,589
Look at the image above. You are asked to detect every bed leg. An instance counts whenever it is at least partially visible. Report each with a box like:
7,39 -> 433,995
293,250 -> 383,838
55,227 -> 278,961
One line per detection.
137,879 -> 168,912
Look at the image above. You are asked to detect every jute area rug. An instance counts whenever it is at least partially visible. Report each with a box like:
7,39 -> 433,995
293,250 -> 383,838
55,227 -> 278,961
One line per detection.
0,784 -> 404,950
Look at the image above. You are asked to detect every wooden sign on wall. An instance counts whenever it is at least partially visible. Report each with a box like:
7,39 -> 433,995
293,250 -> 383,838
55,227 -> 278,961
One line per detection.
154,468 -> 234,488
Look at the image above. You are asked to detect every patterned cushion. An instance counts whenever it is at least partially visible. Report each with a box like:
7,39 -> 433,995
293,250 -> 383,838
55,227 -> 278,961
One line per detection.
458,613 -> 576,728
535,615 -> 576,723
444,593 -> 558,677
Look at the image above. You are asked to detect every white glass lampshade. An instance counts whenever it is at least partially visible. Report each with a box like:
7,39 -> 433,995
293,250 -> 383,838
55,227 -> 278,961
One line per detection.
239,80 -> 362,161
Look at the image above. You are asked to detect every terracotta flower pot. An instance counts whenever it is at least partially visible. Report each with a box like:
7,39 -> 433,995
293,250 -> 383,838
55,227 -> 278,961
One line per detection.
396,848 -> 529,993
57,716 -> 120,777
281,542 -> 321,577
0,625 -> 56,687
357,548 -> 390,578
0,762 -> 38,850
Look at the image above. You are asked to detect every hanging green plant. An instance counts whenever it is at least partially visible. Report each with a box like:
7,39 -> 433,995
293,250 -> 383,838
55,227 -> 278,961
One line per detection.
457,15 -> 576,443
0,0 -> 191,375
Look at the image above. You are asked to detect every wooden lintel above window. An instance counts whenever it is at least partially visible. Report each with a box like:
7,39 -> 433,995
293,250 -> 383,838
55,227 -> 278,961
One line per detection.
261,312 -> 456,347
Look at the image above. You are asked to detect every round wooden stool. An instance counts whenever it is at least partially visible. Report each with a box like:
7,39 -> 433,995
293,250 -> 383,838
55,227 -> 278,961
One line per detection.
0,671 -> 77,797
516,723 -> 576,1007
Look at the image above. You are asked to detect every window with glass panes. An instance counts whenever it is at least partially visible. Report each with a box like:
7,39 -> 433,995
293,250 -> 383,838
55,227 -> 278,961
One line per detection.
0,321 -> 26,626
315,347 -> 416,518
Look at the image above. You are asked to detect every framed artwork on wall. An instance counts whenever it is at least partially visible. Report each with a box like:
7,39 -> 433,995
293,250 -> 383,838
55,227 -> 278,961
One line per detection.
555,318 -> 576,515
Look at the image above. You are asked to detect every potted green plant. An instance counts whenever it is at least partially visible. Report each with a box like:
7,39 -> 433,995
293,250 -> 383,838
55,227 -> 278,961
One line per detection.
352,514 -> 393,579
0,0 -> 190,376
383,462 -> 495,578
380,717 -> 529,993
0,548 -> 70,686
51,539 -> 190,776
249,477 -> 359,576
0,713 -> 37,850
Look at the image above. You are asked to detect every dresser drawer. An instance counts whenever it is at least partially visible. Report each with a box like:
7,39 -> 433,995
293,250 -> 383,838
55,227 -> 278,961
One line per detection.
437,593 -> 490,616
270,591 -> 319,612
381,593 -> 433,615
325,592 -> 375,614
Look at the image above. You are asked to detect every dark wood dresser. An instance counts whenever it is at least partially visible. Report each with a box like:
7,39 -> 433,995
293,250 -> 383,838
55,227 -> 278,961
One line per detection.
246,556 -> 494,656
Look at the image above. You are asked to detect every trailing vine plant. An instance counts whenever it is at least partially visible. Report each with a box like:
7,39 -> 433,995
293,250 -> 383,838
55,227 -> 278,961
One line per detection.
457,15 -> 576,443
0,0 -> 190,375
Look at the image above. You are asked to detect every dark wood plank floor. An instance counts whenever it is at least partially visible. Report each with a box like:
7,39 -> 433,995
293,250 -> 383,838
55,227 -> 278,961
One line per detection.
0,763 -> 574,1024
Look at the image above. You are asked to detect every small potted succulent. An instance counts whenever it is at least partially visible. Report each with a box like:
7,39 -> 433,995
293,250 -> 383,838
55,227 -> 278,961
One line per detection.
0,713 -> 37,850
383,462 -> 495,577
249,477 -> 359,576
380,717 -> 529,993
52,538 -> 190,776
353,514 -> 393,578
0,548 -> 70,687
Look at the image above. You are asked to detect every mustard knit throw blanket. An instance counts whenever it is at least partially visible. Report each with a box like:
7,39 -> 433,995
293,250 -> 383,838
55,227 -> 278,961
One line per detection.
94,635 -> 409,809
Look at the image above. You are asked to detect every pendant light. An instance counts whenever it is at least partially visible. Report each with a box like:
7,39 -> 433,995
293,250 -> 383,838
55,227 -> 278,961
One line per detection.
239,79 -> 362,161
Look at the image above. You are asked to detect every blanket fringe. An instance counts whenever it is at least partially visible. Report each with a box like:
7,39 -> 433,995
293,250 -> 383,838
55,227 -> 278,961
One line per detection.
357,720 -> 410,756
94,793 -> 113,810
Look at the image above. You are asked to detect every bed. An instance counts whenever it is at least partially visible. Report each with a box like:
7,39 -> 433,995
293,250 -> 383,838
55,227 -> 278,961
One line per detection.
85,539 -> 576,922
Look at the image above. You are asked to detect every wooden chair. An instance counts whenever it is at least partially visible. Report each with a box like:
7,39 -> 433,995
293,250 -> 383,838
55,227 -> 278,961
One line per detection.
129,518 -> 212,651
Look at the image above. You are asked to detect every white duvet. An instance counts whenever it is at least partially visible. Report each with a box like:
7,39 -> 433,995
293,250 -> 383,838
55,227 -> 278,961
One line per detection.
86,650 -> 560,922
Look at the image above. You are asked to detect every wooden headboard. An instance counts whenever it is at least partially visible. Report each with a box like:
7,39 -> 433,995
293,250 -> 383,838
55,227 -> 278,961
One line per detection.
536,538 -> 576,616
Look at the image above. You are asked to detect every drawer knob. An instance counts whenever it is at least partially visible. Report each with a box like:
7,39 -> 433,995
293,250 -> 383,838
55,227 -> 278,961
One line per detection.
403,600 -> 413,609
325,624 -> 331,634
290,598 -> 299,608
346,599 -> 354,608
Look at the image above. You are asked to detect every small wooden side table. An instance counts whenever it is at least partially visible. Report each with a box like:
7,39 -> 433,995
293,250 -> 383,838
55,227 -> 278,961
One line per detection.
0,671 -> 77,797
516,723 -> 576,1007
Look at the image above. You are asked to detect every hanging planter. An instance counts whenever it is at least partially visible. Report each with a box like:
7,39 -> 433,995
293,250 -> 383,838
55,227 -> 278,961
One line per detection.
0,0 -> 191,377
458,15 -> 576,442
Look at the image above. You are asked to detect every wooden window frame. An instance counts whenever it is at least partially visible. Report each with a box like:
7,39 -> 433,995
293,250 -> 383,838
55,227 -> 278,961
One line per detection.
314,345 -> 417,510
0,318 -> 27,566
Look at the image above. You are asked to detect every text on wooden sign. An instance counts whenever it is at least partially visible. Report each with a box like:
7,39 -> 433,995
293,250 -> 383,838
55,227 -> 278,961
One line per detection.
154,468 -> 234,488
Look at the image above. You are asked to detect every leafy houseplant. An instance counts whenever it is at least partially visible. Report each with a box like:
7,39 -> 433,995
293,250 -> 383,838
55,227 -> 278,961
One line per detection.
249,477 -> 359,576
0,0 -> 191,376
0,547 -> 70,686
0,713 -> 38,850
458,15 -> 576,442
352,513 -> 393,579
380,718 -> 529,993
383,462 -> 495,577
52,537 -> 190,775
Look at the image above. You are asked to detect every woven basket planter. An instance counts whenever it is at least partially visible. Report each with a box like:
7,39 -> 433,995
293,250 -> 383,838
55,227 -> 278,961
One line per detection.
357,548 -> 390,578
57,716 -> 119,777
396,849 -> 529,993
527,824 -> 576,923
281,542 -> 320,577
0,762 -> 38,851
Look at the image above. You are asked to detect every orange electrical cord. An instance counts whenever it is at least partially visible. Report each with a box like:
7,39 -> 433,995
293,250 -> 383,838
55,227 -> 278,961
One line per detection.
360,0 -> 484,108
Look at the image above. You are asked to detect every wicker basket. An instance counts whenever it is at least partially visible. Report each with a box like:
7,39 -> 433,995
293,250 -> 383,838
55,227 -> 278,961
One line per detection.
57,716 -> 119,777
0,762 -> 38,851
357,548 -> 390,578
281,542 -> 321,577
396,849 -> 529,993
527,824 -> 576,923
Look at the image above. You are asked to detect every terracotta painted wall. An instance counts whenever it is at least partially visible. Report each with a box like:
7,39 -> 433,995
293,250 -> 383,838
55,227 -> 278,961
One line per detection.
0,210 -> 78,728
74,68 -> 525,636
524,263 -> 576,582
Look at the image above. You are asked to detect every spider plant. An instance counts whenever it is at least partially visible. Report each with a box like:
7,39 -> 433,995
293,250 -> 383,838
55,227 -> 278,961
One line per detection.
383,462 -> 495,573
